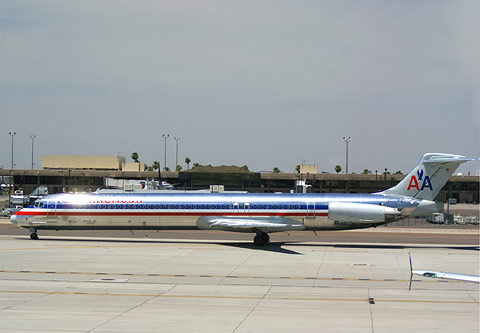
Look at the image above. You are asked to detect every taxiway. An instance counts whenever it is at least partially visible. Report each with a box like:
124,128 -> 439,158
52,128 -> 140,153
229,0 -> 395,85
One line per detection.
0,224 -> 478,332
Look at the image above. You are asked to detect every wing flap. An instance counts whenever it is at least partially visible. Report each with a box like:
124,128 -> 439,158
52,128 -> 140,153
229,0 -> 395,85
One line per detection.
197,216 -> 305,233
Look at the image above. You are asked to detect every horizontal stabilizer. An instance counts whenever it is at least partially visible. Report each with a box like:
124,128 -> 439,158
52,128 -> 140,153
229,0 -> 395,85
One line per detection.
421,155 -> 478,163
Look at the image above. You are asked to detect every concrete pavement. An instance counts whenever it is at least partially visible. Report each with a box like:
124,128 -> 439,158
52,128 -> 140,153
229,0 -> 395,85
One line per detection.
0,235 -> 478,332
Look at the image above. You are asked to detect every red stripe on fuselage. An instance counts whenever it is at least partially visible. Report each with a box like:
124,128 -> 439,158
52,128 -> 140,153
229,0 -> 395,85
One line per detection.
14,210 -> 328,217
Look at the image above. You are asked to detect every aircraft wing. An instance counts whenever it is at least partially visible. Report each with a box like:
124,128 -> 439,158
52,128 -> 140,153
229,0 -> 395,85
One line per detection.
412,270 -> 480,283
408,253 -> 479,290
196,216 -> 305,233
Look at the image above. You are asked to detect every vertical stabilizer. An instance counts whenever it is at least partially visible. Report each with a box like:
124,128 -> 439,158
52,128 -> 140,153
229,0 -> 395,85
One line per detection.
380,153 -> 477,200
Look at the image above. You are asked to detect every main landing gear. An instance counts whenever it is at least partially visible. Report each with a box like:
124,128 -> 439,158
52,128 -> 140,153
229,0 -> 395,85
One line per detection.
253,232 -> 270,246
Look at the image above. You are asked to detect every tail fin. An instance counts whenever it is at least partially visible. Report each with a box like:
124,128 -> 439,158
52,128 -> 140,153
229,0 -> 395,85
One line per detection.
380,153 -> 477,200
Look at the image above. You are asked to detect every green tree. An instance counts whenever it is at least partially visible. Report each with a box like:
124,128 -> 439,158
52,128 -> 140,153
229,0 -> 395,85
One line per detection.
295,165 -> 301,173
131,152 -> 139,162
176,165 -> 182,172
163,166 -> 170,172
152,161 -> 159,170
272,167 -> 280,173
335,165 -> 342,174
362,169 -> 371,174
394,170 -> 403,175
185,157 -> 191,170
192,163 -> 200,168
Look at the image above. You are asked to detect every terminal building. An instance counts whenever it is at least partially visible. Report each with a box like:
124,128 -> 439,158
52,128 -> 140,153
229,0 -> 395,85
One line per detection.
0,154 -> 478,204
42,155 -> 145,172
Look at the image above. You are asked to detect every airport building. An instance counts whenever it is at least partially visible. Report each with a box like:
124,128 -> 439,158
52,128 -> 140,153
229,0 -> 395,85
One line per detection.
41,155 -> 145,172
0,166 -> 478,204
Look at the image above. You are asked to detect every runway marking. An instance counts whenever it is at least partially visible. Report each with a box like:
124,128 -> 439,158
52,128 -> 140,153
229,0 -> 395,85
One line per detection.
0,244 -> 216,251
0,290 -> 476,304
0,269 -> 461,284
0,240 -> 477,252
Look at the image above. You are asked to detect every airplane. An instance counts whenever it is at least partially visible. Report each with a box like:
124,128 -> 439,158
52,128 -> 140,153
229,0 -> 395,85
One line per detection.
408,253 -> 479,290
10,153 -> 477,245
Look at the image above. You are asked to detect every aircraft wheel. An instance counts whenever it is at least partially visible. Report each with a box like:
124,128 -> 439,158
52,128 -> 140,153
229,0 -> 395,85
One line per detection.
263,233 -> 270,243
253,233 -> 269,246
30,233 -> 39,240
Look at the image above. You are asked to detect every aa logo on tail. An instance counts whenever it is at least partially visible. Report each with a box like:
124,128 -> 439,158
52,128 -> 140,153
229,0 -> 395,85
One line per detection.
407,169 -> 433,191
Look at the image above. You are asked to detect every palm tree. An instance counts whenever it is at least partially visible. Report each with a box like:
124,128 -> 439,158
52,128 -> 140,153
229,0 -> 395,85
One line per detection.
131,152 -> 139,162
272,167 -> 280,173
192,163 -> 200,168
163,166 -> 170,172
185,157 -> 191,170
176,165 -> 182,172
152,161 -> 159,170
295,165 -> 300,173
335,165 -> 342,174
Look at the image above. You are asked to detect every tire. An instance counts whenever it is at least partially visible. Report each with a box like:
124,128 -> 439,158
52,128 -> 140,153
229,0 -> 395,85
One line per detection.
253,233 -> 269,246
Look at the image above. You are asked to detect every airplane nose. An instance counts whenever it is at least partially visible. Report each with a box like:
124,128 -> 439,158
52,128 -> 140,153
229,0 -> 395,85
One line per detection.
10,214 -> 17,225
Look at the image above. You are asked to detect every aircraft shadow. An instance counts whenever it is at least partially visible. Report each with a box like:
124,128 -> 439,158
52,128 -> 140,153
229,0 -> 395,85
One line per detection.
11,236 -> 478,253
219,242 -> 304,255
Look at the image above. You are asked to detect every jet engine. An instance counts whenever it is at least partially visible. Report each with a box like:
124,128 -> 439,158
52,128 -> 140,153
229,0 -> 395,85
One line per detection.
328,202 -> 402,223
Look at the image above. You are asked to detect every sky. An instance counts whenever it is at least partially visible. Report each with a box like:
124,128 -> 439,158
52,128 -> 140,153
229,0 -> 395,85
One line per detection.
1,1 -> 479,175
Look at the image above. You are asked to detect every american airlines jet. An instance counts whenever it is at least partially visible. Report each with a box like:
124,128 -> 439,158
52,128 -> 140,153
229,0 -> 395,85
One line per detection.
10,153 -> 477,245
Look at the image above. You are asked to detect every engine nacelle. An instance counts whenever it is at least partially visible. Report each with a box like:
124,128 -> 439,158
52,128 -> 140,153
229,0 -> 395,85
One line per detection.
328,202 -> 401,223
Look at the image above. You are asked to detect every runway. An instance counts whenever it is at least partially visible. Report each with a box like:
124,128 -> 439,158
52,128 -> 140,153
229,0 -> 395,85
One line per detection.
0,224 -> 478,332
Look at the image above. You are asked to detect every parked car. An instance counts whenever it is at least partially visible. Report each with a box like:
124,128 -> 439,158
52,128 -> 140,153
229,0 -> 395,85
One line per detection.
1,206 -> 23,217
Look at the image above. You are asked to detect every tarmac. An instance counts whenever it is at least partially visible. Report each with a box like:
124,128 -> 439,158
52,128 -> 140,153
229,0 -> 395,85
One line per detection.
0,225 -> 478,332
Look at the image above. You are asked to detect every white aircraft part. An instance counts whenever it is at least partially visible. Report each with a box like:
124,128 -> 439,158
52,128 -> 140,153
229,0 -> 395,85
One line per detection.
328,202 -> 401,223
381,153 -> 477,200
412,270 -> 480,283
196,216 -> 304,233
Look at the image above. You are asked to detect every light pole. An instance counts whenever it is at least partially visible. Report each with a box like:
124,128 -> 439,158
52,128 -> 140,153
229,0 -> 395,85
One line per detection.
30,135 -> 36,169
174,137 -> 180,169
9,132 -> 16,170
342,136 -> 351,193
342,136 -> 351,175
162,134 -> 169,170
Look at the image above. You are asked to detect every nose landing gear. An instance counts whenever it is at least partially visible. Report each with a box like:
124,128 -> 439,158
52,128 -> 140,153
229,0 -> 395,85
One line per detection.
29,228 -> 39,240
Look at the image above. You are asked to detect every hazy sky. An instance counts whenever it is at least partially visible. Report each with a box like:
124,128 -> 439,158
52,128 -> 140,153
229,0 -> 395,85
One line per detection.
1,1 -> 479,174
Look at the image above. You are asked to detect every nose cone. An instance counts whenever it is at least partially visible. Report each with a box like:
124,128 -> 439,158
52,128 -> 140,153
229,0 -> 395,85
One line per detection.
10,213 -> 17,225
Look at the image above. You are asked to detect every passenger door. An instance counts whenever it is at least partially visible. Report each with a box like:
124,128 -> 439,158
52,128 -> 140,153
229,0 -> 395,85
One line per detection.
306,202 -> 315,219
45,200 -> 57,222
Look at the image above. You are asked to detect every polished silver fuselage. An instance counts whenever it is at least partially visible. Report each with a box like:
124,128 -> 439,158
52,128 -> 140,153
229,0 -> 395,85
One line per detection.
11,192 -> 426,232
